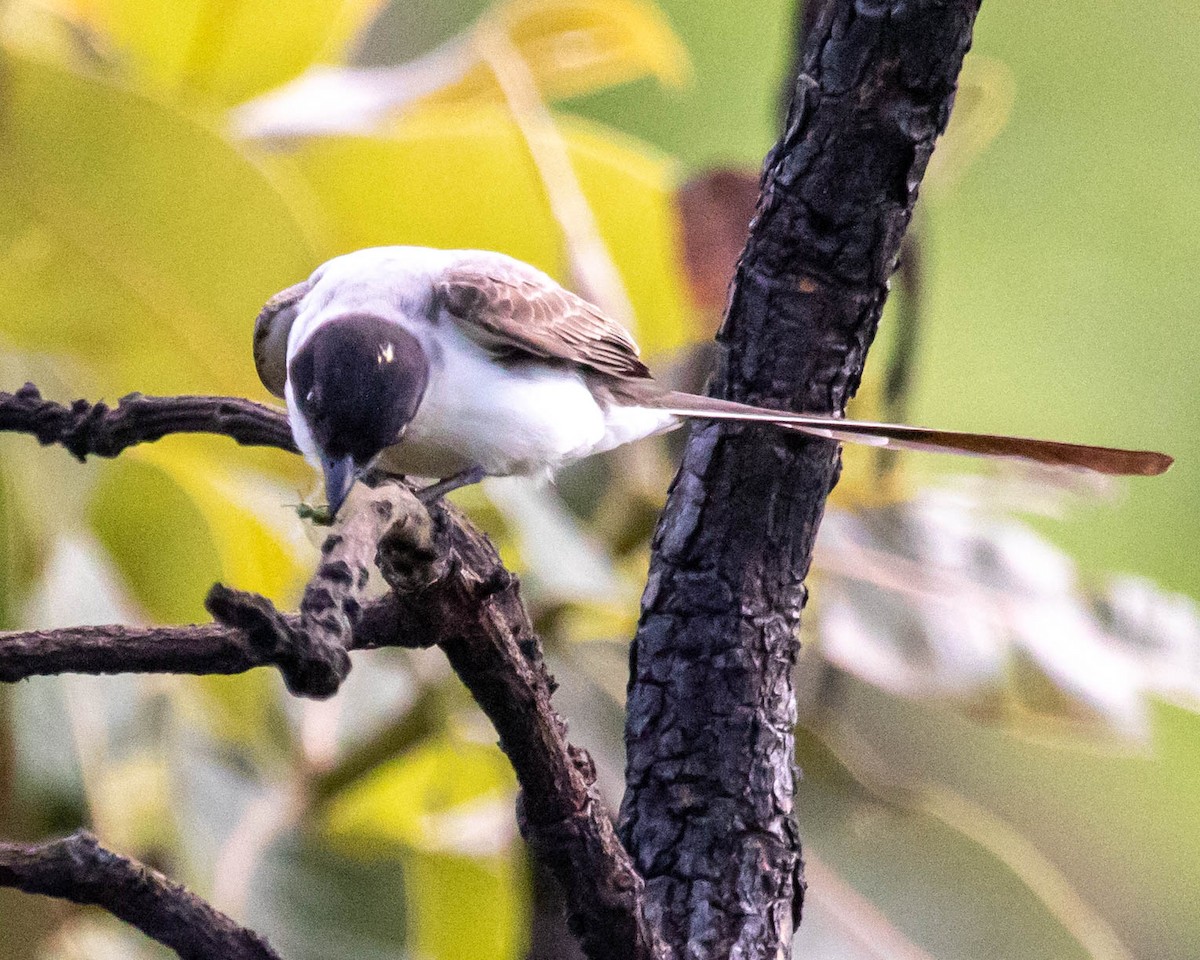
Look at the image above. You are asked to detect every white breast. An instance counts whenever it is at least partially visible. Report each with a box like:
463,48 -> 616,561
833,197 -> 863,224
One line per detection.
393,321 -> 610,479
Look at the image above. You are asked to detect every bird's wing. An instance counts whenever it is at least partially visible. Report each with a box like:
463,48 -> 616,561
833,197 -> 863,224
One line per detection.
433,260 -> 652,380
253,280 -> 310,398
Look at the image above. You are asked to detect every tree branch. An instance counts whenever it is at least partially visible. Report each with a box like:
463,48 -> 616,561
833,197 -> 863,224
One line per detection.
0,587 -> 431,685
209,483 -> 432,698
378,496 -> 666,960
0,385 -> 659,960
0,383 -> 296,459
0,831 -> 282,960
619,2 -> 983,959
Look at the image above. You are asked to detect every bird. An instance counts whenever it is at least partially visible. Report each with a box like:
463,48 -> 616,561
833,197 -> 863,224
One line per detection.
253,246 -> 1172,517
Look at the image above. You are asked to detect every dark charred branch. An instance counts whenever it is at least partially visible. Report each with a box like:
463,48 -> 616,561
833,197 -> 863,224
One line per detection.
0,831 -> 282,960
0,390 -> 657,960
214,484 -> 422,698
377,496 -> 667,960
0,586 -> 430,686
0,383 -> 297,459
620,2 -> 982,959
203,484 -> 444,699
780,0 -> 831,125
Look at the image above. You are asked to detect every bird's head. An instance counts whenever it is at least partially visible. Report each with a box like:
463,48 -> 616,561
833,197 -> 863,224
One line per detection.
288,316 -> 429,516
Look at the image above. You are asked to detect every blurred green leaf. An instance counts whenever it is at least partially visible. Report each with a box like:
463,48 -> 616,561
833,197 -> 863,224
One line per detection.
249,832 -> 410,960
311,685 -> 450,806
0,1 -> 83,66
88,451 -> 220,624
325,735 -> 517,855
232,0 -> 690,139
325,735 -> 527,960
820,677 -> 1200,960
87,443 -> 305,756
0,48 -> 318,397
433,0 -> 691,102
1151,695 -> 1200,799
91,752 -> 177,854
482,476 -> 629,607
0,455 -> 38,629
288,105 -> 691,357
795,728 -> 1116,960
924,56 -> 1015,193
59,0 -> 386,104
404,848 -> 528,960
88,443 -> 308,621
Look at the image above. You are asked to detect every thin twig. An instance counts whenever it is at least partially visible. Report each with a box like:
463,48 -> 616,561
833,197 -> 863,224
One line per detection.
0,590 -> 431,687
0,383 -> 296,459
0,831 -> 283,960
204,482 -> 444,698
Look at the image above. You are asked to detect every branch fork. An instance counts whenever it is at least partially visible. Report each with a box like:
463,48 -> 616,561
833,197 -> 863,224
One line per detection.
0,391 -> 658,960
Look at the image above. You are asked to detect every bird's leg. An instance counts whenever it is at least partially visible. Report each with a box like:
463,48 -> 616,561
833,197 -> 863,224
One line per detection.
415,466 -> 488,503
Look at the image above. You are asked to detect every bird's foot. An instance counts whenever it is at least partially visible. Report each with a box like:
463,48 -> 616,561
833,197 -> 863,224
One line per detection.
415,466 -> 488,504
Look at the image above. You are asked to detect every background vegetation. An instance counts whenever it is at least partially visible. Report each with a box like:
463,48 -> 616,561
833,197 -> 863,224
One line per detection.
0,1 -> 1195,958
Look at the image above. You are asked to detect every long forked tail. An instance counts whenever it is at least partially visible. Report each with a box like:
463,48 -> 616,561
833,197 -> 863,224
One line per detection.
654,392 -> 1173,477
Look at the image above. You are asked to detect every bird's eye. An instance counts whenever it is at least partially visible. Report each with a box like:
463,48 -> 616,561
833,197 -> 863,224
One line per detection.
306,389 -> 316,403
377,342 -> 395,364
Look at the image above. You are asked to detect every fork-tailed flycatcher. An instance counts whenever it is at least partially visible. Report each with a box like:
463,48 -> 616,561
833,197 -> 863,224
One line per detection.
253,247 -> 1172,516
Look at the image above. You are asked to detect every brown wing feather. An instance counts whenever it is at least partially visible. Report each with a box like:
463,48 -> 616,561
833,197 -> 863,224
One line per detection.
253,280 -> 310,398
434,261 -> 652,380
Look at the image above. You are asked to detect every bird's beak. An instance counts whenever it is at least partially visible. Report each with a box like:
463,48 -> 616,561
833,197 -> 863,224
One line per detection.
322,454 -> 357,517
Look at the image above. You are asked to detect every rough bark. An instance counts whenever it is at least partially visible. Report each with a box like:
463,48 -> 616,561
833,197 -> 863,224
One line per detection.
378,497 -> 666,960
619,3 -> 982,958
213,484 -> 427,698
0,831 -> 282,960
